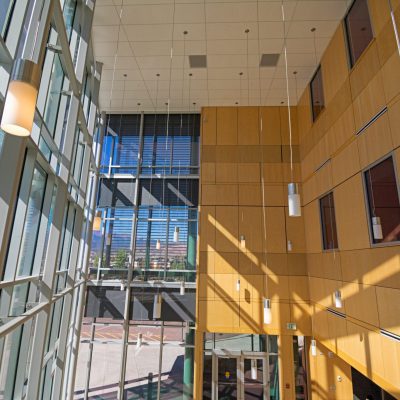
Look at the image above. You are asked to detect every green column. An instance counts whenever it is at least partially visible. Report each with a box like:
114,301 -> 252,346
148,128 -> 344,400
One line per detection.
183,327 -> 194,399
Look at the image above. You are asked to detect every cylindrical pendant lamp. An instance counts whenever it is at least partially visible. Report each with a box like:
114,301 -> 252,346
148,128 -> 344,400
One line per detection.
372,216 -> 383,240
263,298 -> 272,325
153,294 -> 162,319
1,60 -> 41,137
288,183 -> 301,217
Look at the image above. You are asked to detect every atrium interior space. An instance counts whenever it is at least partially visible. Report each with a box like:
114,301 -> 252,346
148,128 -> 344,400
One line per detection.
0,0 -> 400,399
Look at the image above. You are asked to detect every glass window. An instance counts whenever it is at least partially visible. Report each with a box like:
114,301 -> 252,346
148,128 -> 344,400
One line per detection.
345,0 -> 373,66
320,192 -> 338,250
63,0 -> 77,40
0,0 -> 15,38
0,130 -> 4,155
293,336 -> 308,400
44,53 -> 65,136
16,164 -> 48,277
310,66 -> 324,121
365,157 -> 400,244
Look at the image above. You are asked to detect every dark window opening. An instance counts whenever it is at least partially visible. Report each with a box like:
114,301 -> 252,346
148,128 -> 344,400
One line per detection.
310,66 -> 325,121
365,157 -> 400,244
345,0 -> 373,66
320,192 -> 338,250
352,367 -> 397,400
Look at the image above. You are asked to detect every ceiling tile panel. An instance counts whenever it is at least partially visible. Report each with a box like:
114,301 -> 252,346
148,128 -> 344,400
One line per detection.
92,0 -> 349,112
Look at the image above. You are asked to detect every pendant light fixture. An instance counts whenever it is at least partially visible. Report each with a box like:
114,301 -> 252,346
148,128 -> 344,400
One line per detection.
93,210 -> 102,231
251,359 -> 258,380
173,226 -> 180,243
334,290 -> 342,309
240,234 -> 246,248
281,2 -> 301,217
368,169 -> 383,240
255,1 -> 273,326
153,293 -> 162,319
1,60 -> 41,136
136,333 -> 143,349
311,338 -> 317,357
1,1 -> 54,136
288,183 -> 301,217
180,280 -> 186,296
263,298 -> 272,325
372,217 -> 383,240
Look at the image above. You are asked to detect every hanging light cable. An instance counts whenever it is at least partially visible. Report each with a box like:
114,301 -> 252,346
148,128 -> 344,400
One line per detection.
281,1 -> 301,217
239,71 -> 243,105
245,28 -> 250,105
388,0 -> 400,56
256,0 -> 272,325
368,169 -> 383,240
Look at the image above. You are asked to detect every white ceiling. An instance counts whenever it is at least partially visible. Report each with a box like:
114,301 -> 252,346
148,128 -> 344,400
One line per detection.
92,0 -> 351,113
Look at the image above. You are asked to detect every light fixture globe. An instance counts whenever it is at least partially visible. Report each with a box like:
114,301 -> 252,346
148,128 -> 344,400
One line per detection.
1,59 -> 40,137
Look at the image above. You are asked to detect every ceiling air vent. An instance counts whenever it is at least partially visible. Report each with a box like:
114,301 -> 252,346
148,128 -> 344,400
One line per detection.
189,55 -> 207,68
260,53 -> 280,67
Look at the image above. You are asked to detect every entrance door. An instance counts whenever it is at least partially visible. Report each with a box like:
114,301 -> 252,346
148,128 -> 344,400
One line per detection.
242,357 -> 269,400
212,352 -> 269,400
216,356 -> 239,400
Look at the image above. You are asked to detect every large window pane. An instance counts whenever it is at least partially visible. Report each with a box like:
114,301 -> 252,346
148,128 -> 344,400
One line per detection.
16,165 -> 47,277
44,53 -> 65,136
0,0 -> 14,38
345,0 -> 373,66
63,0 -> 77,41
319,192 -> 338,250
365,157 -> 400,244
0,131 -> 4,155
310,66 -> 324,121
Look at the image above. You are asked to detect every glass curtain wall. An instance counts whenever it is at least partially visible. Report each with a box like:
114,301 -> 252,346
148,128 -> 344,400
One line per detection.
0,1 -> 101,399
91,113 -> 200,284
76,113 -> 199,399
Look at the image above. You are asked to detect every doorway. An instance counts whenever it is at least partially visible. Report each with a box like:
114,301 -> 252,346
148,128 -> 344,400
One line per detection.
212,350 -> 269,400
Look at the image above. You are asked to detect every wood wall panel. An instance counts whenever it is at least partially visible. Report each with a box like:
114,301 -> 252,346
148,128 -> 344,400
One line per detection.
321,24 -> 349,105
238,106 -> 259,145
216,107 -> 238,145
260,107 -> 281,145
334,174 -> 370,250
201,107 -> 217,145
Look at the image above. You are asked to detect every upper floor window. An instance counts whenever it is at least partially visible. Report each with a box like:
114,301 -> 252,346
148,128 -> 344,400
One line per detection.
320,192 -> 338,250
345,0 -> 373,66
310,66 -> 324,121
365,157 -> 400,244
0,0 -> 15,38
